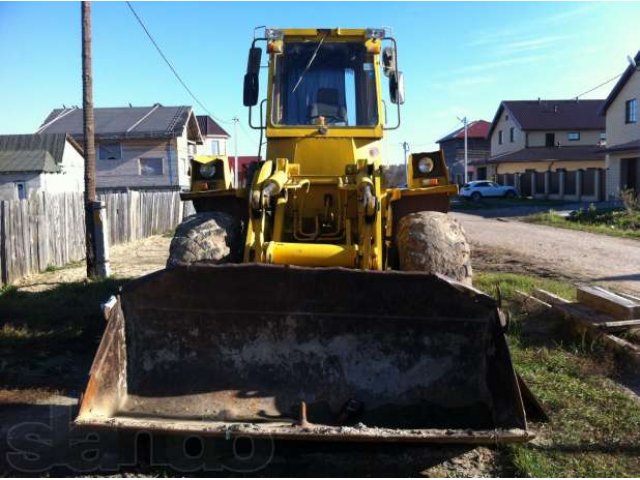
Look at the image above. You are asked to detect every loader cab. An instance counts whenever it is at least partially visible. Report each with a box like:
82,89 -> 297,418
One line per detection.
244,28 -> 404,138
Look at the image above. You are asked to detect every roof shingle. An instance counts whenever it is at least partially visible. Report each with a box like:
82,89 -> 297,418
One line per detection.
39,105 -> 200,141
0,134 -> 82,173
489,99 -> 606,138
196,115 -> 230,137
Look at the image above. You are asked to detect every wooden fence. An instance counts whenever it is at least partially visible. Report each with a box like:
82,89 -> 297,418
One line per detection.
0,190 -> 191,286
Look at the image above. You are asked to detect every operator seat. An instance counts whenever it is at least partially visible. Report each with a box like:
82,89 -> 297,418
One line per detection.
310,88 -> 347,124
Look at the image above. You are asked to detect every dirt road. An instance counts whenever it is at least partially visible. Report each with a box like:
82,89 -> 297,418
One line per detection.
453,212 -> 640,294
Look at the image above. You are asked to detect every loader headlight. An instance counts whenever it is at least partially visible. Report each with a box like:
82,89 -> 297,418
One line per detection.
418,157 -> 434,174
199,163 -> 216,178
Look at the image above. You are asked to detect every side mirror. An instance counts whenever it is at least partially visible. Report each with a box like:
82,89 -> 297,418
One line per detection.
243,47 -> 262,107
389,71 -> 405,105
243,73 -> 259,107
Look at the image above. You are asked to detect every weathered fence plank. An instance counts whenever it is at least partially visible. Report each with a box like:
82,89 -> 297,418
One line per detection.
0,190 -> 187,286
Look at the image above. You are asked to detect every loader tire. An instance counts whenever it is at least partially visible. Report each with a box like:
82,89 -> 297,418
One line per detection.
167,212 -> 242,268
396,211 -> 472,285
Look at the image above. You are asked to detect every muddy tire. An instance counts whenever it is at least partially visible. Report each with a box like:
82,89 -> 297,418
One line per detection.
167,212 -> 242,268
396,211 -> 472,285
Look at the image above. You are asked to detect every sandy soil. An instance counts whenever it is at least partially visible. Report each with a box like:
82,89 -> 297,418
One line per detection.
454,212 -> 640,294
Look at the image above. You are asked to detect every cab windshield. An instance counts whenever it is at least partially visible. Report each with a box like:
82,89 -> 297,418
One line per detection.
271,41 -> 379,127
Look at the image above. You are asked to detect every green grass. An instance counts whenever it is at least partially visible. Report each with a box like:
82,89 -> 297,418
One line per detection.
475,271 -> 640,477
524,208 -> 640,240
0,277 -> 131,391
474,271 -> 576,301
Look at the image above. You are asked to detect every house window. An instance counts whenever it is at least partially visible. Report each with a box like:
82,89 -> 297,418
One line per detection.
509,127 -> 515,143
98,142 -> 122,160
498,130 -> 503,145
139,157 -> 164,176
567,132 -> 580,141
626,99 -> 638,124
15,182 -> 26,200
211,140 -> 220,155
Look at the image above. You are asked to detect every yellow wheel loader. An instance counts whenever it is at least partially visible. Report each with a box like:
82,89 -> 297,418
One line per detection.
76,28 -> 536,444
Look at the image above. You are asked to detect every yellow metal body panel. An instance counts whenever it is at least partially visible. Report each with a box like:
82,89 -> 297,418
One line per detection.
264,242 -> 357,268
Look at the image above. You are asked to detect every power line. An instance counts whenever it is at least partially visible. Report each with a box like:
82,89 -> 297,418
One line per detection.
574,71 -> 625,99
125,2 -> 233,125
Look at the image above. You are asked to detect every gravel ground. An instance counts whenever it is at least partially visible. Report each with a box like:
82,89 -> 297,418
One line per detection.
453,212 -> 640,294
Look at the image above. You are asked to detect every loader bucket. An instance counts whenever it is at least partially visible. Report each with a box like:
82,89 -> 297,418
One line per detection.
76,264 -> 531,443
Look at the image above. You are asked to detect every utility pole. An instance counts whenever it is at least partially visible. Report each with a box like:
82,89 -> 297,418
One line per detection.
232,116 -> 239,188
457,116 -> 469,184
82,1 -> 97,279
401,141 -> 410,186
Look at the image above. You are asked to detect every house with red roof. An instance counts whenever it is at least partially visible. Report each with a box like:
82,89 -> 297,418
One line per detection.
436,120 -> 490,185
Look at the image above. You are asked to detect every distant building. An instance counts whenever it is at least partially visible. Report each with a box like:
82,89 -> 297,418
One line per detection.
38,104 -> 203,191
196,115 -> 230,157
0,133 -> 84,201
481,99 -> 606,201
436,120 -> 490,185
601,50 -> 640,199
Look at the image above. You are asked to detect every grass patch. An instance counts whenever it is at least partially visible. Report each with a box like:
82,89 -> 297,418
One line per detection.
475,270 -> 640,477
0,277 -> 131,392
474,271 -> 576,301
524,207 -> 640,240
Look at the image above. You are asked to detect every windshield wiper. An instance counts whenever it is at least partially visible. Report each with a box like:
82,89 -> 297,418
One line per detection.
291,33 -> 328,94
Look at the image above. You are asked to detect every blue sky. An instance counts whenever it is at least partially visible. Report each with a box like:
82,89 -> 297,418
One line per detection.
1,1 -> 639,164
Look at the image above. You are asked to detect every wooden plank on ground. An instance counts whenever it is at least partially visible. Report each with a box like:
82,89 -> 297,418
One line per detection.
549,300 -> 640,367
618,292 -> 640,304
577,285 -> 640,320
532,288 -> 571,305
514,290 -> 552,315
594,319 -> 640,332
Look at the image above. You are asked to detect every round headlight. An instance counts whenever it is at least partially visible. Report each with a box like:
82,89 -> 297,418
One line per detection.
418,157 -> 434,174
199,163 -> 216,178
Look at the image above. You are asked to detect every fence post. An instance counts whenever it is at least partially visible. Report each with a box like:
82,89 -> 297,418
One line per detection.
92,200 -> 111,277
